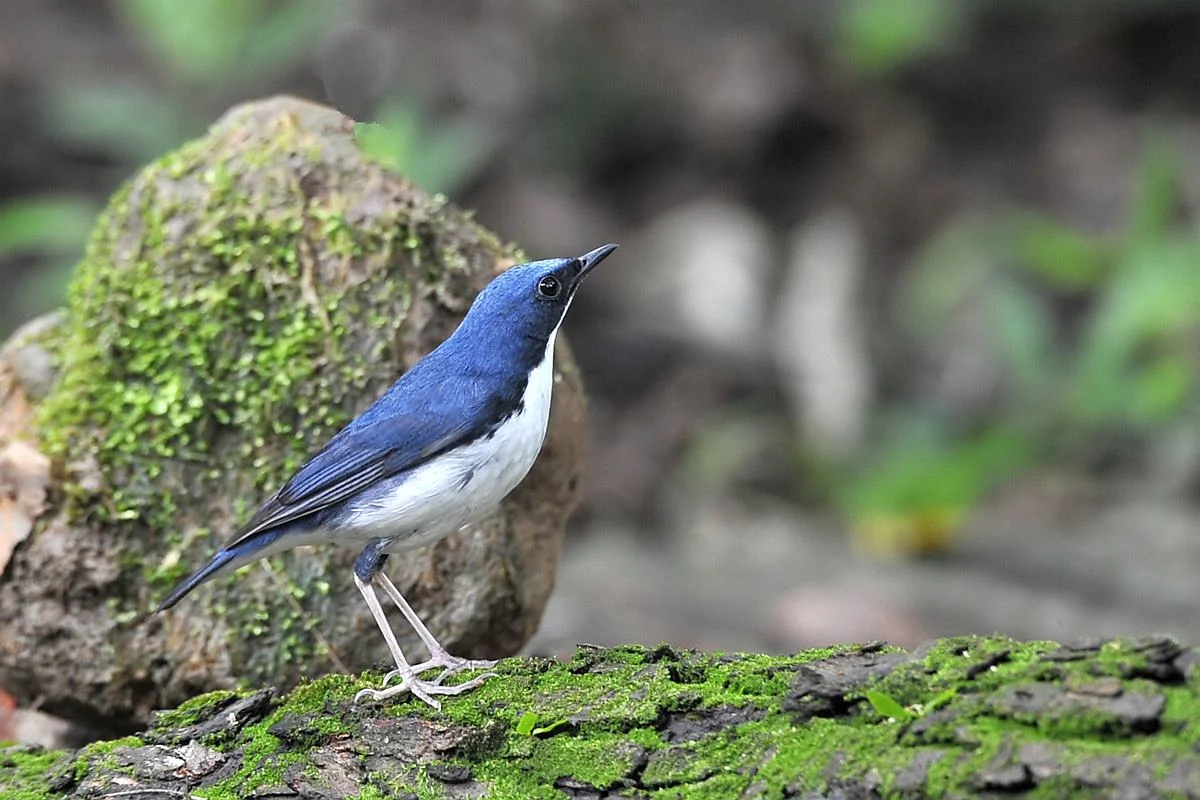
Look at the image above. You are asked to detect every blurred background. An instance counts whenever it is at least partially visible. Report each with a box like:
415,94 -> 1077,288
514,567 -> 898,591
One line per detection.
2,0 -> 1199,667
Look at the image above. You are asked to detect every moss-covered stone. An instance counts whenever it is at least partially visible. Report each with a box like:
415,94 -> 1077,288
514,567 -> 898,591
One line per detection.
0,96 -> 588,730
6,636 -> 1198,798
0,745 -> 73,800
36,138 -> 452,534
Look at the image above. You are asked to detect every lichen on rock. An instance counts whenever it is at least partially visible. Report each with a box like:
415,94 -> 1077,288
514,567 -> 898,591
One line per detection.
0,96 -> 587,730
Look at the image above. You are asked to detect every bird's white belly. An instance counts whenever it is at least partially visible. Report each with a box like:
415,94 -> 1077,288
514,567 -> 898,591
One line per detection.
340,336 -> 557,550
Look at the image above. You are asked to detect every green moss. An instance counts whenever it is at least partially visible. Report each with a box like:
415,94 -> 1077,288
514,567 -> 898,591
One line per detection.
0,745 -> 72,800
500,730 -> 650,792
192,674 -> 367,797
150,689 -> 244,731
37,144 -> 395,523
278,673 -> 362,717
203,729 -> 309,797
173,645 -> 864,798
73,735 -> 144,785
13,638 -> 1198,797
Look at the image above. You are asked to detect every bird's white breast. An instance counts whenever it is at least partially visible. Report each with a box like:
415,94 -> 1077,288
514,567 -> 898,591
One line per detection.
341,334 -> 558,550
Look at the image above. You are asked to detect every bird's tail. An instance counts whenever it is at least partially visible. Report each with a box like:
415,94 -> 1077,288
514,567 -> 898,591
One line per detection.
155,531 -> 283,612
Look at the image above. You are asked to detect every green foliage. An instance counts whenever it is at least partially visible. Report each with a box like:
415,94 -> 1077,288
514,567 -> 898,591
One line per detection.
117,0 -> 330,84
0,196 -> 96,255
840,420 -> 1032,519
837,419 -> 1033,555
47,82 -> 197,164
981,131 -> 1198,433
354,101 -> 495,195
49,0 -> 338,164
838,0 -> 964,76
839,129 -> 1200,542
0,195 -> 99,327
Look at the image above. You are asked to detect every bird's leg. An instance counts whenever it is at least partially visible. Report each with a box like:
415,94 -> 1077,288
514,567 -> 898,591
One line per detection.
351,573 -> 442,708
373,570 -> 499,688
352,539 -> 496,706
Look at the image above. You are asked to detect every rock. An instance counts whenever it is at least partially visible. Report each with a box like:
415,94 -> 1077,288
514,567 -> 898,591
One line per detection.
7,637 -> 1200,798
0,96 -> 588,730
782,646 -> 914,720
993,682 -> 1166,735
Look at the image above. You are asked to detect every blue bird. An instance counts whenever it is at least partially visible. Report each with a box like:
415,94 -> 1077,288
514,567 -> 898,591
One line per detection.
157,243 -> 618,707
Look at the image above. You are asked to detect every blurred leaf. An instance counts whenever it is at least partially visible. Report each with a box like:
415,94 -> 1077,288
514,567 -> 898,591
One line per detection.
1130,357 -> 1195,426
1070,239 -> 1200,425
901,215 -> 997,338
875,127 -> 1199,509
0,196 -> 96,255
988,274 -> 1055,399
0,196 -> 93,333
680,412 -> 781,492
1014,213 -> 1110,290
234,1 -> 338,82
852,509 -> 964,558
354,118 -> 416,172
355,101 -> 495,195
840,420 -> 1033,525
48,82 -> 194,162
839,0 -> 963,76
1127,130 -> 1180,246
117,0 -> 258,82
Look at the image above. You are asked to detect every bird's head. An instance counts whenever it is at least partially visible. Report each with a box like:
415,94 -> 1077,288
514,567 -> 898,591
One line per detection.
459,244 -> 618,344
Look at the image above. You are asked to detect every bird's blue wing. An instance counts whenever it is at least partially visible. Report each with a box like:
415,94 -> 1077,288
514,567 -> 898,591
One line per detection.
221,411 -> 482,550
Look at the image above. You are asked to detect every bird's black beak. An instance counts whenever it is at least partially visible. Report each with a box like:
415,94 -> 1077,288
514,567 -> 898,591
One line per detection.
575,243 -> 618,281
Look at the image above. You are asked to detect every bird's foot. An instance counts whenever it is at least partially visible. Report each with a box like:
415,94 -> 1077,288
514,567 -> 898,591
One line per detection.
398,657 -> 458,678
354,668 -> 498,709
381,652 -> 499,689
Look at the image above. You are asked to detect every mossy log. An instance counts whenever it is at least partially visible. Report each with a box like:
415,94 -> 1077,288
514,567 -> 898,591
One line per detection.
0,96 -> 587,732
3,635 -> 1199,798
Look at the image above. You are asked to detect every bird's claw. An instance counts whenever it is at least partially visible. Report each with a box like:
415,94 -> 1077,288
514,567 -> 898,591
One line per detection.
354,671 -> 499,709
380,655 -> 499,688
381,665 -> 449,689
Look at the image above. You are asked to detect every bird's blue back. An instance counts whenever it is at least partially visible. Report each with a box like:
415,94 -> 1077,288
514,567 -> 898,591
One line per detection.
154,248 -> 616,614
222,259 -> 575,548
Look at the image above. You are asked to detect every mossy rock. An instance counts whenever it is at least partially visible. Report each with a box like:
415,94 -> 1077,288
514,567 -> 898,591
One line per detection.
0,96 -> 587,731
4,636 -> 1199,798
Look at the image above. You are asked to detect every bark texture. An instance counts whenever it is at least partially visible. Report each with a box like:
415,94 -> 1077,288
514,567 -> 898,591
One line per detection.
0,96 -> 586,733
3,636 -> 1199,799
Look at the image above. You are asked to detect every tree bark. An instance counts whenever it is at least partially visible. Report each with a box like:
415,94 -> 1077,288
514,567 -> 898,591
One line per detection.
0,96 -> 586,733
4,635 -> 1198,798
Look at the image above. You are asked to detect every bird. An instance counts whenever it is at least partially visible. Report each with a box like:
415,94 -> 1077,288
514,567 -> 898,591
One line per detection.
157,243 -> 618,708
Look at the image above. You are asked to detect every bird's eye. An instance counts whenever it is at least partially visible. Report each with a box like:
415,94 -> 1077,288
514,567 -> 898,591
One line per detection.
537,275 -> 562,298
